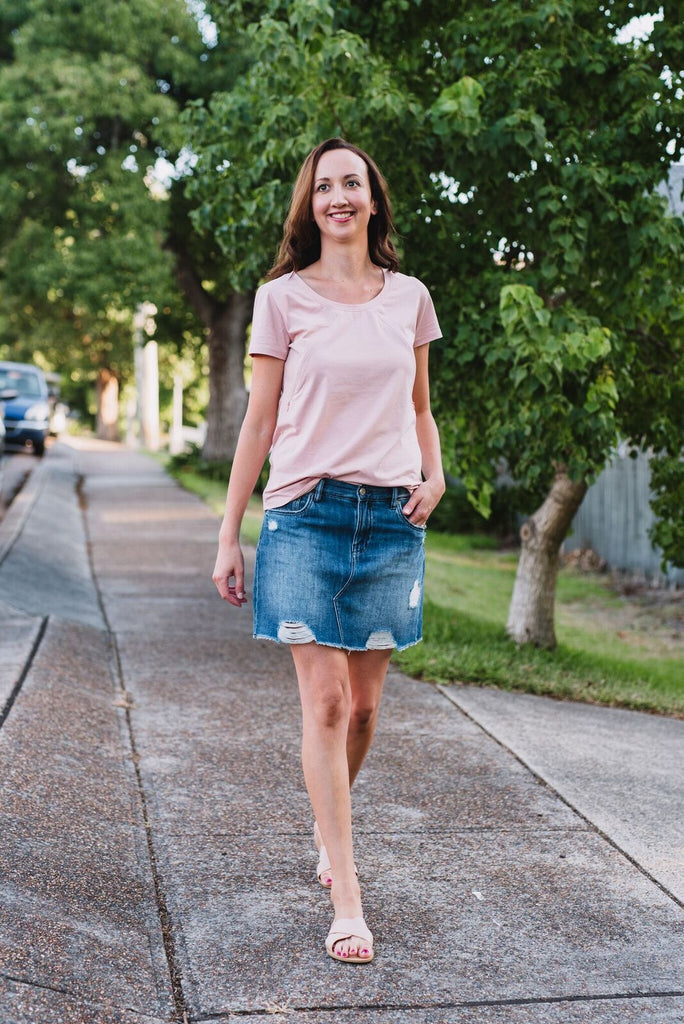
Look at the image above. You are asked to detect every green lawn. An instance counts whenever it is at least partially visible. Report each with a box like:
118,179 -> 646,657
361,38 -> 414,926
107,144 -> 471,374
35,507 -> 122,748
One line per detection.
169,467 -> 683,717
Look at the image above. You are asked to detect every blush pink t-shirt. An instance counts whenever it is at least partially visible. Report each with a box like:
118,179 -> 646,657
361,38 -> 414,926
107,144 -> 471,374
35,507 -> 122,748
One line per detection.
248,269 -> 442,510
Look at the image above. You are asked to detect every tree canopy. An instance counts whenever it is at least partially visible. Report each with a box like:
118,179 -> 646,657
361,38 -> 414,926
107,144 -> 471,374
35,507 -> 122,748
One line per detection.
186,0 -> 683,520
0,0 -> 213,408
183,0 -> 683,642
1,0 -> 681,635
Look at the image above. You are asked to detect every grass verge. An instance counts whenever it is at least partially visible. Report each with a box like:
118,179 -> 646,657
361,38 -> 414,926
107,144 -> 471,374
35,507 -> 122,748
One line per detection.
395,601 -> 683,716
167,466 -> 683,717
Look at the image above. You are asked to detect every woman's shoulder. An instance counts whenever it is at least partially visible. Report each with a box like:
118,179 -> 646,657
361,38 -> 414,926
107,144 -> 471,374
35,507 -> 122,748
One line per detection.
385,270 -> 433,299
253,273 -> 303,320
256,271 -> 297,299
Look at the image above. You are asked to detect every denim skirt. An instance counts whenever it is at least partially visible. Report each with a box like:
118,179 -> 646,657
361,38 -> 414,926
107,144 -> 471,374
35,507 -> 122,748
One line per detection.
253,479 -> 426,651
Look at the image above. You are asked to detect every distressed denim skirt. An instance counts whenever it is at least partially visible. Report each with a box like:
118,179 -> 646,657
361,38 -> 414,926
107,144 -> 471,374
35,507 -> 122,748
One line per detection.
253,478 -> 426,651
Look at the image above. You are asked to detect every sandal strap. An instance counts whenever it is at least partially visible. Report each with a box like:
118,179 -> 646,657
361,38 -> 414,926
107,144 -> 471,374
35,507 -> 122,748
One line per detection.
327,917 -> 373,946
317,844 -> 359,882
316,844 -> 331,882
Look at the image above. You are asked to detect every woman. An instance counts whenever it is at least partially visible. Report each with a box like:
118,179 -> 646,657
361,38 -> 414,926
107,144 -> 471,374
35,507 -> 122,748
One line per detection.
212,137 -> 444,964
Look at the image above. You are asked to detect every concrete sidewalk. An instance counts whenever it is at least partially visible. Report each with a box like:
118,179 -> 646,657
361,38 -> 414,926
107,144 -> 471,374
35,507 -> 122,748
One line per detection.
0,439 -> 682,1024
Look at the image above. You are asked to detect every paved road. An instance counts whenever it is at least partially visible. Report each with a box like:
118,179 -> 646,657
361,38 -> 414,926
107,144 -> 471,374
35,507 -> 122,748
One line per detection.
0,439 -> 682,1024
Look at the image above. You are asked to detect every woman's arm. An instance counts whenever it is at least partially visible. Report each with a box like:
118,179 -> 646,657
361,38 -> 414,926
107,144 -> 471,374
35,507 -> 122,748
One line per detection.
212,354 -> 285,605
401,343 -> 446,527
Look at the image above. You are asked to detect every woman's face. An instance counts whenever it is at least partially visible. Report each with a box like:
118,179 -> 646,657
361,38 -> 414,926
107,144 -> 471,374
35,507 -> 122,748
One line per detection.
311,148 -> 377,247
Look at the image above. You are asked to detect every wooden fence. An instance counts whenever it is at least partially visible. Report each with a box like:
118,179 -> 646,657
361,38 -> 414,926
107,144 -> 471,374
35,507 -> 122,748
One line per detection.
569,445 -> 683,586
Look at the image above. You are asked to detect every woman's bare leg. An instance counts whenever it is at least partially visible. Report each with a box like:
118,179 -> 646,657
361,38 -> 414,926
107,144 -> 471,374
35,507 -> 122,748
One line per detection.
346,649 -> 393,787
291,642 -> 370,959
314,647 -> 393,885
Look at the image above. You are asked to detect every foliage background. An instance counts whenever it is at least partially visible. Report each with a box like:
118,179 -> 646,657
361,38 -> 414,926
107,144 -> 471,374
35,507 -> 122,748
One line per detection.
0,0 -> 682,567
183,0 -> 683,565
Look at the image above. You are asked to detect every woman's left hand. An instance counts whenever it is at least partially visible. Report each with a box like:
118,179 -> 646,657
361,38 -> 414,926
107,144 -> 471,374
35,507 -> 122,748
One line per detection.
401,477 -> 445,528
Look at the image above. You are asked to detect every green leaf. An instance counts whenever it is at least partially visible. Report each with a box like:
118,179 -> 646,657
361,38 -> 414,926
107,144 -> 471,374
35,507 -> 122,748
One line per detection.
430,76 -> 484,137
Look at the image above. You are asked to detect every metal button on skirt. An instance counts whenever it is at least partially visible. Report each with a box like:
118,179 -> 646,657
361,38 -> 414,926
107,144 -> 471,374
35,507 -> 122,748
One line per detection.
253,478 -> 426,651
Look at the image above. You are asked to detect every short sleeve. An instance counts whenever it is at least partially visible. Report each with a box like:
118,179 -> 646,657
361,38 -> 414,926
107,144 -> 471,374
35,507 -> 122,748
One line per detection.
414,282 -> 442,348
248,283 -> 290,359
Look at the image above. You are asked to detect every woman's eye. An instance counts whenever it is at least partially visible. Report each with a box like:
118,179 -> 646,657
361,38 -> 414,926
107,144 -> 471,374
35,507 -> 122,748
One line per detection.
316,183 -> 329,192
346,180 -> 361,187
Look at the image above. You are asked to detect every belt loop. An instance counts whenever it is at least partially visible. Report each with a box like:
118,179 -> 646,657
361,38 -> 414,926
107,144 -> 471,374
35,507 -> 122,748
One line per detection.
314,479 -> 326,502
391,486 -> 399,507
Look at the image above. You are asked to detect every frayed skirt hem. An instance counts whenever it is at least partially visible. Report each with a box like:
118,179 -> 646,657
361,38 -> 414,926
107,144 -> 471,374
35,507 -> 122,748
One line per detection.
252,632 -> 423,653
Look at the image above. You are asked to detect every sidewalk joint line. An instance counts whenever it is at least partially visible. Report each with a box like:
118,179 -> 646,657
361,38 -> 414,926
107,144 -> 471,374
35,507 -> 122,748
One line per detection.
0,970 -> 72,998
436,685 -> 684,910
76,471 -> 190,1024
0,970 -> 170,1022
195,989 -> 684,1018
0,616 -> 48,731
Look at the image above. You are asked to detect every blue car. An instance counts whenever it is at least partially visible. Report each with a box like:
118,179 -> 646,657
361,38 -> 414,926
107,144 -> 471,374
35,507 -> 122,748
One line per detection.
0,361 -> 51,456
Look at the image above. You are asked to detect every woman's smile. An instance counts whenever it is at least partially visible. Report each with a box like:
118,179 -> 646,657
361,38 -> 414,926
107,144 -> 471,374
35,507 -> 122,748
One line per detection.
312,148 -> 376,239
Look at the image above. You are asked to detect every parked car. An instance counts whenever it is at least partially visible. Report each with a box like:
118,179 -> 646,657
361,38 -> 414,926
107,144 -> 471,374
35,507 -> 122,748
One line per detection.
0,380 -> 20,458
0,362 -> 51,456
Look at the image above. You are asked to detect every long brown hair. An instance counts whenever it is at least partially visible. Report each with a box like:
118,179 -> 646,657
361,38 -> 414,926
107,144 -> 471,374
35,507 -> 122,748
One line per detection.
267,138 -> 400,280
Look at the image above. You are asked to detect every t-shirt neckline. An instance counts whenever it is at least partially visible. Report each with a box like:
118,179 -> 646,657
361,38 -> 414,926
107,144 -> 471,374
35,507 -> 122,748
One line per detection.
292,268 -> 389,310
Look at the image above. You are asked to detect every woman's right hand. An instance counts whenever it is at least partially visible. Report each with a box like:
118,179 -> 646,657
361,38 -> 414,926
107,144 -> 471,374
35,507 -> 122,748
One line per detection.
212,539 -> 247,607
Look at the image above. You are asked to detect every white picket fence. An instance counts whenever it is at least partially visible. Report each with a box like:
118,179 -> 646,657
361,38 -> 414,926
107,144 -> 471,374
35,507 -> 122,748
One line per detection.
569,444 -> 683,586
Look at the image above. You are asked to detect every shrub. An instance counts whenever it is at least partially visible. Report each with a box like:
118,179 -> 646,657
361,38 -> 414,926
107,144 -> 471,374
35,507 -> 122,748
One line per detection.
167,444 -> 269,492
429,478 -> 532,539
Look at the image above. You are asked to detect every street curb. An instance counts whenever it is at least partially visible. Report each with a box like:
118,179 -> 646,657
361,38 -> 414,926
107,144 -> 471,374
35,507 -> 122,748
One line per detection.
0,451 -> 51,568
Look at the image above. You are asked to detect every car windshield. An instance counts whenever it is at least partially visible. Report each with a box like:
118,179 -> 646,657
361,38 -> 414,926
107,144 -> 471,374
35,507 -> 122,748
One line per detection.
0,369 -> 42,398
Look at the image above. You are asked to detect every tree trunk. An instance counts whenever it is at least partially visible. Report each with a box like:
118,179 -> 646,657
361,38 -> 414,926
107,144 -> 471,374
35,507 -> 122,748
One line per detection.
506,469 -> 588,648
169,245 -> 254,462
96,367 -> 120,441
202,291 -> 254,461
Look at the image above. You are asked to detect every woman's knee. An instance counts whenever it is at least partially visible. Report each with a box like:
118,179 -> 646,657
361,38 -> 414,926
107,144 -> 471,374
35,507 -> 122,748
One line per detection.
350,696 -> 380,732
299,671 -> 351,730
311,683 -> 350,729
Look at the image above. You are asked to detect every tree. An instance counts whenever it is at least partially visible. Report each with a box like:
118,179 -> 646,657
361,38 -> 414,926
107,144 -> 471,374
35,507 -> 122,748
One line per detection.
0,0 -> 241,444
0,0 -> 208,431
419,2 -> 684,644
182,0 -> 684,645
164,187 -> 256,460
